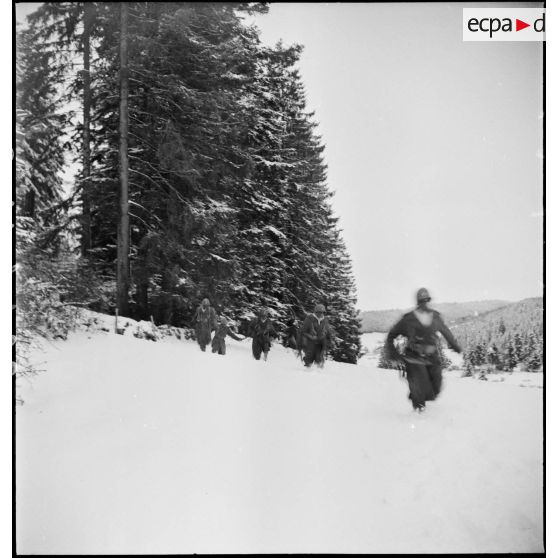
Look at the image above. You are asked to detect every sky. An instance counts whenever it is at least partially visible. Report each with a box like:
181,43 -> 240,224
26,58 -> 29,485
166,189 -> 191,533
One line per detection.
14,2 -> 544,311
14,3 -> 40,24
252,3 -> 543,310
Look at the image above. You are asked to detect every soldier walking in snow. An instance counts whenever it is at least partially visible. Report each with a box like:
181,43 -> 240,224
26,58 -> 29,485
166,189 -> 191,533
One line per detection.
193,298 -> 217,352
211,316 -> 244,355
384,288 -> 462,412
284,319 -> 298,350
248,307 -> 277,361
300,303 -> 333,368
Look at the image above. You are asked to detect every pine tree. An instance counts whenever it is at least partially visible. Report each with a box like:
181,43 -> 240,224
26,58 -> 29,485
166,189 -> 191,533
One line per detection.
116,2 -> 130,315
471,342 -> 487,367
504,340 -> 518,371
487,342 -> 501,369
81,1 -> 93,255
16,24 -> 67,246
462,349 -> 474,376
513,333 -> 524,364
524,332 -> 542,372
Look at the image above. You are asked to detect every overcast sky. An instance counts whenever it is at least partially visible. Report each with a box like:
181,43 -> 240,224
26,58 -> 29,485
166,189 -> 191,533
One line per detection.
253,2 -> 543,310
15,2 -> 544,311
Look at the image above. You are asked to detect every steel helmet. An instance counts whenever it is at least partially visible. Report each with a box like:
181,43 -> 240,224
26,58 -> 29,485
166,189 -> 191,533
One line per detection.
416,288 -> 431,303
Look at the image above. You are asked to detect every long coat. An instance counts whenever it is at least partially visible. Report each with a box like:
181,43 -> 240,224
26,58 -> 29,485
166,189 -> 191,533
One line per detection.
300,314 -> 333,364
194,306 -> 217,346
211,323 -> 242,355
385,309 -> 462,410
384,310 -> 461,364
249,317 -> 277,356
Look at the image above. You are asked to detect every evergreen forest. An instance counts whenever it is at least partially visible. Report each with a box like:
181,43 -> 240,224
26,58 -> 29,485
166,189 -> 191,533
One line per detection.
16,2 -> 362,370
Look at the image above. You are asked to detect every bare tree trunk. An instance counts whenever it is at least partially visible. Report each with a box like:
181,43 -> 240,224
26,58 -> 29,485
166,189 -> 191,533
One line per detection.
117,2 -> 130,315
81,1 -> 92,256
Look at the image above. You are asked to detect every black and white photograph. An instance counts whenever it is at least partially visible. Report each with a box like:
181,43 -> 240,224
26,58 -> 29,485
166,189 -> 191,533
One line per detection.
13,1 -> 546,554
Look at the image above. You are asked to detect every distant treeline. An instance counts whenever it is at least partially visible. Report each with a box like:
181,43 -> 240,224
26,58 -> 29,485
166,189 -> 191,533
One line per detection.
359,300 -> 510,333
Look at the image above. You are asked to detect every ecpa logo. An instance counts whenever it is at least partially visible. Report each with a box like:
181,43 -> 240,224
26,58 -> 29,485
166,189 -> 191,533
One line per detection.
463,8 -> 545,42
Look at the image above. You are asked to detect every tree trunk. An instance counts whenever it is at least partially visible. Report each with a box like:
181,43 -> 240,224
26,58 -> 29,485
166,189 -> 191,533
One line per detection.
117,2 -> 130,315
23,190 -> 35,218
136,281 -> 149,320
81,1 -> 92,256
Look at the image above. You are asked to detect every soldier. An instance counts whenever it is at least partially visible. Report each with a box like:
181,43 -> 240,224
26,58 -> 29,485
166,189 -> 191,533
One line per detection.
248,307 -> 277,361
193,298 -> 217,352
284,318 -> 301,351
211,316 -> 243,356
384,288 -> 462,412
300,303 -> 333,369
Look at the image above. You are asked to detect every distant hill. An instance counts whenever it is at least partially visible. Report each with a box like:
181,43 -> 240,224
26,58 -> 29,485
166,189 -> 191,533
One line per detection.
452,297 -> 542,346
452,297 -> 543,372
359,300 -> 511,333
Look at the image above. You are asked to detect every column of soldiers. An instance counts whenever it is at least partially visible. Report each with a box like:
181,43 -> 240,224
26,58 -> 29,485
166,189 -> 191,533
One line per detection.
192,298 -> 334,368
193,287 -> 463,414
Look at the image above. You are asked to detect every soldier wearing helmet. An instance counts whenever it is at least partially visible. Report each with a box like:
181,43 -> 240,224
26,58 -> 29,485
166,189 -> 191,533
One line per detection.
300,303 -> 334,369
193,297 -> 217,352
211,315 -> 244,356
384,288 -> 462,412
248,307 -> 277,361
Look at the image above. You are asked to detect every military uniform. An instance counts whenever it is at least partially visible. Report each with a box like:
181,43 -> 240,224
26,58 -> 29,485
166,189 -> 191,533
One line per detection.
194,302 -> 217,351
211,322 -> 242,355
249,312 -> 277,361
385,290 -> 461,411
300,313 -> 333,367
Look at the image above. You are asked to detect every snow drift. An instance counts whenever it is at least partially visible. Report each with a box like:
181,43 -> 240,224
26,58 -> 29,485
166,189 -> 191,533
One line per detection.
16,313 -> 543,554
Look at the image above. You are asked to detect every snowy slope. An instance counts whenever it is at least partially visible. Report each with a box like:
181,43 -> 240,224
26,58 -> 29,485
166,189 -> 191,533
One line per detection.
359,332 -> 385,367
16,317 -> 543,554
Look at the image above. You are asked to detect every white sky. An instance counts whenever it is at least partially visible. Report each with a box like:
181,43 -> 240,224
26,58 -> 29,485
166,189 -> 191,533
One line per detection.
253,2 -> 543,310
14,3 -> 41,25
15,2 -> 544,310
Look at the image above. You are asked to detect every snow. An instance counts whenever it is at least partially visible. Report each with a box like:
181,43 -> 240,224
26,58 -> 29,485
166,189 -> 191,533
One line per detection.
16,316 -> 543,554
209,252 -> 230,263
360,331 -> 385,367
265,225 -> 287,239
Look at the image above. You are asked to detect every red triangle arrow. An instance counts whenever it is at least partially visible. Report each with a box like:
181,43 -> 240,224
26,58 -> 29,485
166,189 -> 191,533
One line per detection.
516,19 -> 530,31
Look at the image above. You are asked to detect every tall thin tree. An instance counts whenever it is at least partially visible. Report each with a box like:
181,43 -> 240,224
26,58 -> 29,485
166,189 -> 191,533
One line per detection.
117,2 -> 130,314
81,1 -> 92,255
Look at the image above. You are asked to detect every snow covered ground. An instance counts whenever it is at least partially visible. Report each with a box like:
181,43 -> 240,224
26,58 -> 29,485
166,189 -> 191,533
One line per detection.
16,314 -> 543,554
